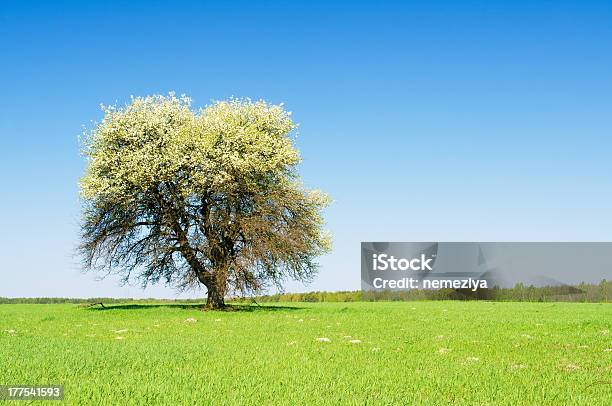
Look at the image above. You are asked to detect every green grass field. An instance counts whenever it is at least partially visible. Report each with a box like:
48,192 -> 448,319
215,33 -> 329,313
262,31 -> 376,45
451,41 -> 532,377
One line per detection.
1,302 -> 610,405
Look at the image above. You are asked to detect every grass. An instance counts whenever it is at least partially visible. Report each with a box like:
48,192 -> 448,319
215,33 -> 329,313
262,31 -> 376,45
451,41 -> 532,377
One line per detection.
1,301 -> 610,405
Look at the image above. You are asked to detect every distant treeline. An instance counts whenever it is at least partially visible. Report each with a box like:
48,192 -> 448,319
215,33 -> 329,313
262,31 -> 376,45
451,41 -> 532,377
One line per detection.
236,280 -> 612,303
1,280 -> 610,304
0,297 -> 205,305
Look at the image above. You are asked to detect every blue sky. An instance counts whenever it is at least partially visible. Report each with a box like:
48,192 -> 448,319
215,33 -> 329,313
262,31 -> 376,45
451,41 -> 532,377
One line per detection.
1,1 -> 611,298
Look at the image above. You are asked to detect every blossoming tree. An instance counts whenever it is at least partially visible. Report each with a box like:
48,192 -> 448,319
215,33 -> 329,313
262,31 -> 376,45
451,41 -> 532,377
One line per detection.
79,94 -> 331,309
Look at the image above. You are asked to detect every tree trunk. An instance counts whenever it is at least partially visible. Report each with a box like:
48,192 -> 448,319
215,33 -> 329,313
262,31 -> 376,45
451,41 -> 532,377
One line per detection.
205,283 -> 226,310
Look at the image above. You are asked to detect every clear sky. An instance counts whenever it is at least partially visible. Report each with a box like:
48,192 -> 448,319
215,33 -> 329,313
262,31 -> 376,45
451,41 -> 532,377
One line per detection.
1,1 -> 611,298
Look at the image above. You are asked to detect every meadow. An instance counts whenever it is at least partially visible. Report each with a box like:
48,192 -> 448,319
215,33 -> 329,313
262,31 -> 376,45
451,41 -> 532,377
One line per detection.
1,301 -> 610,405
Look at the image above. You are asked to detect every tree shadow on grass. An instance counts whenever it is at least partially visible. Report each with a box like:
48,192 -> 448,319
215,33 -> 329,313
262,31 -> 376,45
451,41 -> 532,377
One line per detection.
85,303 -> 302,312
224,304 -> 302,312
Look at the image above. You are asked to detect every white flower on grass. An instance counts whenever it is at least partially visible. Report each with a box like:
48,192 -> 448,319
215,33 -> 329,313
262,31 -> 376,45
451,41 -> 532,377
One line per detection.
510,364 -> 527,370
349,339 -> 361,344
438,348 -> 451,354
184,318 -> 197,323
521,334 -> 533,339
604,348 -> 612,352
343,335 -> 352,339
371,347 -> 381,352
113,329 -> 128,333
316,337 -> 331,342
297,319 -> 304,322
214,319 -> 221,322
4,329 -> 16,335
115,336 -> 125,340
287,341 -> 297,346
466,356 -> 480,362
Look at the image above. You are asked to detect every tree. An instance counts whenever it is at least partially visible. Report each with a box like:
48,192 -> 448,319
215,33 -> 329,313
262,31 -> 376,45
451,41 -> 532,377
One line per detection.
79,94 -> 331,309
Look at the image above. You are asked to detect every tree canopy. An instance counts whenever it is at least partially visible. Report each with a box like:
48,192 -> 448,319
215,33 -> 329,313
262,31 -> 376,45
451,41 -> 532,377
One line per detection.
79,94 -> 331,309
